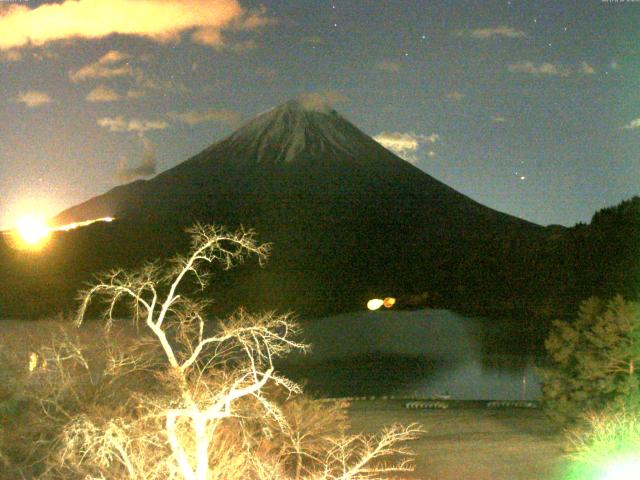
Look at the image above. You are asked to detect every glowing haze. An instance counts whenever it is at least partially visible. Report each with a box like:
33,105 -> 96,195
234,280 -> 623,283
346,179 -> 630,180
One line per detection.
14,215 -> 50,248
0,0 -> 248,49
2,216 -> 114,251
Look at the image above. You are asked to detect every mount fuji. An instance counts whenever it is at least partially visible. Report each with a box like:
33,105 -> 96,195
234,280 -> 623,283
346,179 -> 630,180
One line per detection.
3,99 -> 554,318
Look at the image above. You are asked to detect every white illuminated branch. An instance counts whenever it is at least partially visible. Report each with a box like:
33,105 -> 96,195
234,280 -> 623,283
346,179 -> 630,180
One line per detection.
75,223 -> 421,480
77,224 -> 308,480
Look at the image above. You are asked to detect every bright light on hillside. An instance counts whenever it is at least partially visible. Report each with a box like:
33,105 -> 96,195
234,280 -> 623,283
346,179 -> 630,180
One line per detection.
14,215 -> 50,249
53,216 -> 114,232
2,215 -> 116,251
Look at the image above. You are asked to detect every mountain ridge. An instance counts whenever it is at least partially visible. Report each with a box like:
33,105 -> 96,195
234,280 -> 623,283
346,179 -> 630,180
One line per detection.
54,99 -> 539,232
1,98 -> 562,321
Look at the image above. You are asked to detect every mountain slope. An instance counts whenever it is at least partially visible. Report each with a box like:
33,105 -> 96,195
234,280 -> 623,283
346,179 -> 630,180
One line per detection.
5,99 -> 552,318
54,100 -> 535,230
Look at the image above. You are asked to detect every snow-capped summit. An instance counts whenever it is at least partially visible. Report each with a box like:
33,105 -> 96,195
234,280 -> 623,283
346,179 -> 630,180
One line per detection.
220,98 -> 361,164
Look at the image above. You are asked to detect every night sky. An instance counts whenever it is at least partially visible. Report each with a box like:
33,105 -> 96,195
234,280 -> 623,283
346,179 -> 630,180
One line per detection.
1,0 -> 638,229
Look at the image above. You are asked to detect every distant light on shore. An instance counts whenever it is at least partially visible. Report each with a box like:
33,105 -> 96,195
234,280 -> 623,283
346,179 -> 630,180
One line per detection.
367,299 -> 384,311
367,297 -> 396,311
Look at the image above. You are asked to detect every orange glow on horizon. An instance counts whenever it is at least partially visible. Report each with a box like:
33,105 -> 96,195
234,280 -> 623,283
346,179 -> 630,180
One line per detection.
13,215 -> 51,250
3,216 -> 115,252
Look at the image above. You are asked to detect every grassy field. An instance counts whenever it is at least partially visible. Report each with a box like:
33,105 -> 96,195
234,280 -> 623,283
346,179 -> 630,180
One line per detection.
346,400 -> 567,480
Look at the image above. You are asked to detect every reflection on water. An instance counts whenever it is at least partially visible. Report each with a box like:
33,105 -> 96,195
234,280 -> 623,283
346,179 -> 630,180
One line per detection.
281,309 -> 543,400
419,354 -> 541,401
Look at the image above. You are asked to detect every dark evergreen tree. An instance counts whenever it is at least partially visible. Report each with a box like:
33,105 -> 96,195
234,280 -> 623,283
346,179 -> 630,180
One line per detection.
541,295 -> 640,425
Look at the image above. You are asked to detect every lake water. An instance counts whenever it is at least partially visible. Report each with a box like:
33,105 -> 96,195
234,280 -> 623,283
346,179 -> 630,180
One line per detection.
282,309 -> 543,401
1,310 -> 544,401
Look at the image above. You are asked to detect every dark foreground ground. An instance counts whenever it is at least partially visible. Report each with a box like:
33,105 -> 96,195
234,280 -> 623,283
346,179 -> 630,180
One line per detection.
346,400 -> 567,480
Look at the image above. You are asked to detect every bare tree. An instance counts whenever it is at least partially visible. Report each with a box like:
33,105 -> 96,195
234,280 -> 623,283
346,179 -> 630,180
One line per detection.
31,223 -> 424,480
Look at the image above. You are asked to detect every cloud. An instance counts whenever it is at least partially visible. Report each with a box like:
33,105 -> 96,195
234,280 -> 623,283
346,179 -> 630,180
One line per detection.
457,26 -> 526,39
189,27 -> 223,46
0,49 -> 22,61
98,116 -> 169,133
117,136 -> 156,182
69,50 -> 134,82
580,61 -> 596,75
508,61 -> 572,77
100,50 -> 131,64
375,60 -> 401,72
622,118 -> 640,130
17,90 -> 52,107
230,5 -> 276,31
70,50 -> 189,98
191,2 -> 273,45
168,109 -> 241,126
444,91 -> 465,102
132,67 -> 190,96
373,131 -> 439,164
32,49 -> 61,61
0,0 -> 267,51
86,85 -> 121,102
296,91 -> 349,113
